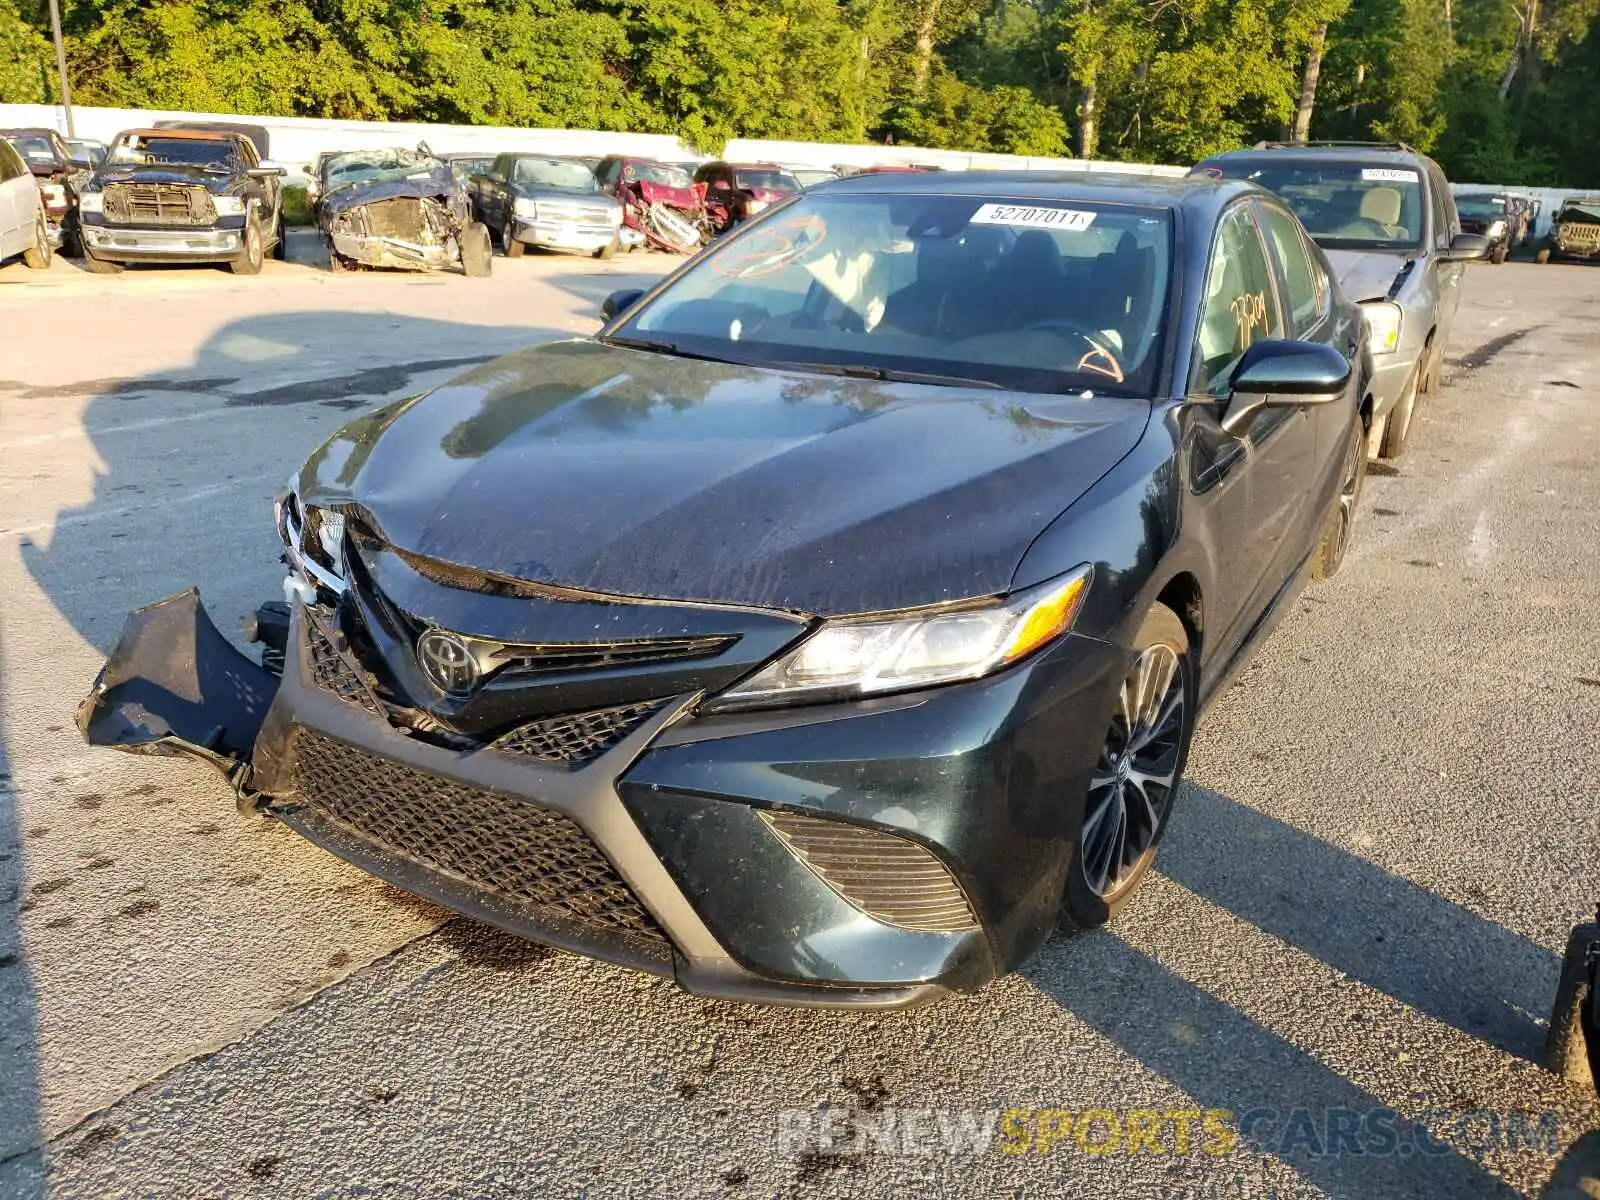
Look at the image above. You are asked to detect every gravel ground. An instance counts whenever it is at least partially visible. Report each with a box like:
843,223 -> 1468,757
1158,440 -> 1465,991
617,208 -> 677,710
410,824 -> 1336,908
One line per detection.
0,240 -> 1596,1200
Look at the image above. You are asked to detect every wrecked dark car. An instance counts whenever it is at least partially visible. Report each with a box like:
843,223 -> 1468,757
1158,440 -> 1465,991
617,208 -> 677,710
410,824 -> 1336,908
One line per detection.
79,173 -> 1371,1008
315,147 -> 492,276
1454,192 -> 1515,263
1537,196 -> 1600,264
692,162 -> 801,236
77,128 -> 286,274
0,127 -> 89,253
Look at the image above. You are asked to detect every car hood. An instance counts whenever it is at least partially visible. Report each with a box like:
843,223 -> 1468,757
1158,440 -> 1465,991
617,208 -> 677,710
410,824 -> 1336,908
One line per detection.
512,184 -> 617,208
299,340 -> 1152,616
1322,249 -> 1413,303
322,170 -> 459,216
89,164 -> 235,193
635,179 -> 700,210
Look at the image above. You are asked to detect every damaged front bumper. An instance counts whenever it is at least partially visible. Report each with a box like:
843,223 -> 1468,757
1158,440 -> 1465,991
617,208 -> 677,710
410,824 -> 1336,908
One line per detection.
78,583 -> 1119,1007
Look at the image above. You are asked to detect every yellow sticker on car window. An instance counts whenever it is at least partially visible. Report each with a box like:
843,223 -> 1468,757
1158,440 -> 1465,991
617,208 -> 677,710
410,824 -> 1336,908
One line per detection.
1231,291 -> 1269,350
970,204 -> 1096,232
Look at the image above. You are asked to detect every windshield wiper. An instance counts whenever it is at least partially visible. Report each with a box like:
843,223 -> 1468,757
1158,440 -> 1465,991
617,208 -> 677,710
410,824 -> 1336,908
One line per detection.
769,361 -> 1003,390
595,335 -> 748,367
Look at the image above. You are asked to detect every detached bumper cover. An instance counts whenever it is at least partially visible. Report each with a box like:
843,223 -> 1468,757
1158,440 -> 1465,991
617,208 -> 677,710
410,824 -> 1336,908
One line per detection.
79,591 -> 1119,1006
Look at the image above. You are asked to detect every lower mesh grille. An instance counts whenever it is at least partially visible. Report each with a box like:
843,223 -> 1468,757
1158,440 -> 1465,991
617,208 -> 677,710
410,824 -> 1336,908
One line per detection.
761,810 -> 980,934
306,619 -> 382,715
294,731 -> 669,949
491,701 -> 660,764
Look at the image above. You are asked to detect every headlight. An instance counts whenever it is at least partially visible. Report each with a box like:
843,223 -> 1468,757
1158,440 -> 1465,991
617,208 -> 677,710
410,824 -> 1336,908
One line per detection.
745,199 -> 769,215
716,567 -> 1092,709
514,197 -> 539,220
1487,219 -> 1507,238
78,192 -> 102,213
212,196 -> 246,217
1361,301 -> 1403,355
276,485 -> 347,595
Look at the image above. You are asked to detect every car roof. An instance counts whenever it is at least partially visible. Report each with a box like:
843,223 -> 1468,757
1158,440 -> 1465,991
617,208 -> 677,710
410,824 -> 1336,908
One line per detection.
117,128 -> 238,142
1202,144 -> 1429,167
819,168 -> 1255,217
0,128 -> 58,138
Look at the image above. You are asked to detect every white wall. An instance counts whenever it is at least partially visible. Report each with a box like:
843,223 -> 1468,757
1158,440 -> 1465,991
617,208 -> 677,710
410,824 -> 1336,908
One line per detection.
0,103 -> 697,185
1450,182 -> 1585,240
1,102 -> 1183,186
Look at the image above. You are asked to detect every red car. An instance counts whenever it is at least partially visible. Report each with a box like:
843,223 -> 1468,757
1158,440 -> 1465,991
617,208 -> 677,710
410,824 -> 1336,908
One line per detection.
692,162 -> 801,234
594,156 -> 704,253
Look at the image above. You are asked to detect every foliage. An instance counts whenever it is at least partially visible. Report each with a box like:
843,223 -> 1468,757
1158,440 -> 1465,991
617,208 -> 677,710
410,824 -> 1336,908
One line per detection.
6,0 -> 1597,184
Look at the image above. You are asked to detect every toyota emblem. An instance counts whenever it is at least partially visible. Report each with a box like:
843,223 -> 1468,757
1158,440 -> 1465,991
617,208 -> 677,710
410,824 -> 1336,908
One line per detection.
416,628 -> 479,696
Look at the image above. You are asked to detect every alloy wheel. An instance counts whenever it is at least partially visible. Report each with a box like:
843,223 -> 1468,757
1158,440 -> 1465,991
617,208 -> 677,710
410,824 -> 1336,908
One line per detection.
1082,642 -> 1188,898
1334,427 -> 1364,556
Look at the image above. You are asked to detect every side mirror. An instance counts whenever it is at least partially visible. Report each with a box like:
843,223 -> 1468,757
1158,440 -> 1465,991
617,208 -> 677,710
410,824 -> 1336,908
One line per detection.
601,288 -> 645,322
1220,340 -> 1350,437
1445,232 -> 1491,261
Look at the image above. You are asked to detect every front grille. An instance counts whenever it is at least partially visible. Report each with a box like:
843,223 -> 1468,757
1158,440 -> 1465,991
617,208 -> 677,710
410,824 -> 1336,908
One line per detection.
492,637 -> 734,679
492,701 -> 661,764
306,619 -> 382,716
103,182 -> 215,226
294,731 -> 669,949
539,202 -> 615,226
761,809 -> 981,934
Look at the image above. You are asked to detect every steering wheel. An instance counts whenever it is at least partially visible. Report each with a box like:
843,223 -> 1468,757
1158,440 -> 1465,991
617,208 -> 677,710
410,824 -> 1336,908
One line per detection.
1013,318 -> 1128,384
709,213 -> 829,278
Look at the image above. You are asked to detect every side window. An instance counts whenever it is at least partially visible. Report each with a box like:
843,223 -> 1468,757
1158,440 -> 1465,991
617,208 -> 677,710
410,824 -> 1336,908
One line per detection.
0,141 -> 19,182
1193,206 -> 1285,395
598,159 -> 618,186
1257,204 -> 1324,335
1427,165 -> 1453,250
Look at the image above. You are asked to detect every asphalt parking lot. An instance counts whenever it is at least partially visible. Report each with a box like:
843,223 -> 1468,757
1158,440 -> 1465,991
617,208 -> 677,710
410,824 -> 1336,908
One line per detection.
1,240 -> 1598,1199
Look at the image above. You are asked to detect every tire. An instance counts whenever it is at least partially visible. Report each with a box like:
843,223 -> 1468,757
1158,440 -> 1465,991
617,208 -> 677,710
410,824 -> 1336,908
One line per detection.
1378,360 -> 1421,459
230,212 -> 264,275
1418,337 -> 1443,396
461,221 -> 492,277
502,220 -> 525,258
1536,248 -> 1552,265
83,247 -> 122,274
328,249 -> 350,273
1312,417 -> 1367,581
21,210 -> 51,269
270,216 -> 287,260
1059,602 -> 1194,934
1491,243 -> 1509,265
62,213 -> 82,259
593,238 -> 618,260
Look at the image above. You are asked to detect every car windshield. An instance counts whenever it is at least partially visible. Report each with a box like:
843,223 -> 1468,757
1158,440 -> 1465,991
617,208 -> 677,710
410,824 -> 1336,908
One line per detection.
325,148 -> 444,189
67,140 -> 104,164
447,156 -> 492,174
1559,199 -> 1600,222
513,158 -> 598,191
735,168 -> 799,193
626,162 -> 693,188
1213,160 -> 1426,252
1456,194 -> 1508,220
6,135 -> 54,164
108,135 -> 237,170
613,192 -> 1172,397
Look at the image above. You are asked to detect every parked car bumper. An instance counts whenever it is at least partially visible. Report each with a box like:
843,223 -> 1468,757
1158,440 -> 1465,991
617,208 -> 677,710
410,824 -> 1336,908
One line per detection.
1366,343 -> 1425,420
511,217 -> 617,254
80,222 -> 242,262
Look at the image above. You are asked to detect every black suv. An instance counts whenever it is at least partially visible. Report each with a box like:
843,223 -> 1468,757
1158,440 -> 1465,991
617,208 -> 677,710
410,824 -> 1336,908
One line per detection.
78,128 -> 285,274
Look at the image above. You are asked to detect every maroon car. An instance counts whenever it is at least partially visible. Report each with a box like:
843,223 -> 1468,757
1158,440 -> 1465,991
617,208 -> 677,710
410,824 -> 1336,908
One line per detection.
0,127 -> 87,253
594,155 -> 704,253
693,162 -> 801,234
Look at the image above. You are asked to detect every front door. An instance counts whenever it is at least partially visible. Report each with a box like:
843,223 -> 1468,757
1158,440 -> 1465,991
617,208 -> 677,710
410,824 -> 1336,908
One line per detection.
0,140 -> 27,257
1187,202 -> 1316,681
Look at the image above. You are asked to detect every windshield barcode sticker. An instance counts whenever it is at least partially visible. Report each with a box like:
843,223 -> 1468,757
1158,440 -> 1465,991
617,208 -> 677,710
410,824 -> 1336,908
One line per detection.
1361,168 -> 1419,182
971,204 -> 1097,231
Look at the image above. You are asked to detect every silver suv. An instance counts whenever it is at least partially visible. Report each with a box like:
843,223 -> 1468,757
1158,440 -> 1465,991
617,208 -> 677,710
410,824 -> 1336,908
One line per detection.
1194,142 -> 1490,460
